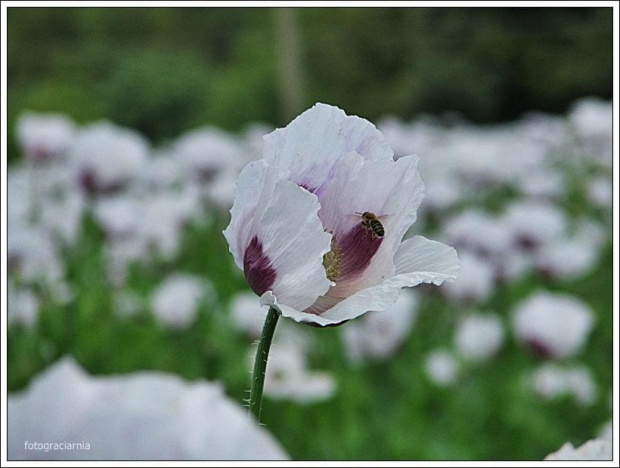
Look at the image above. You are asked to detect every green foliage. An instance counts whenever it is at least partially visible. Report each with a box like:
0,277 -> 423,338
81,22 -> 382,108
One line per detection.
100,48 -> 212,141
7,7 -> 613,153
6,7 -> 614,460
7,212 -> 613,460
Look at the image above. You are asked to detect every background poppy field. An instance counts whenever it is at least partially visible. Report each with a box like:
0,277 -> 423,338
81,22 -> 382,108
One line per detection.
6,6 -> 615,461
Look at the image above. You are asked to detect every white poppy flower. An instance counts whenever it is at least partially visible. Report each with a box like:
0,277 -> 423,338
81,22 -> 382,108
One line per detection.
8,282 -> 39,328
172,126 -> 244,182
16,112 -> 75,163
8,357 -> 288,460
68,121 -> 149,195
443,209 -> 513,258
151,274 -> 212,329
454,312 -> 504,363
260,342 -> 336,403
230,291 -> 269,338
224,103 -> 459,326
545,438 -> 611,461
568,98 -> 612,168
442,251 -> 495,304
243,319 -> 336,403
502,200 -> 568,250
342,289 -> 419,363
587,175 -> 613,209
512,291 -> 595,359
530,363 -> 597,406
424,349 -> 459,387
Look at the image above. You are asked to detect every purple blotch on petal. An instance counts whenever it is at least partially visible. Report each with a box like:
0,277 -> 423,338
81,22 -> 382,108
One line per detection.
525,338 -> 553,359
243,236 -> 277,296
337,224 -> 383,282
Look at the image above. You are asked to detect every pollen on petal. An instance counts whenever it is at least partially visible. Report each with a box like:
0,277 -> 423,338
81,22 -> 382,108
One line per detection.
243,236 -> 277,296
322,237 -> 341,282
337,224 -> 383,283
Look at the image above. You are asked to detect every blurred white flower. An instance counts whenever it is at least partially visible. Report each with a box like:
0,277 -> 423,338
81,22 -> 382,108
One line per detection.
16,112 -> 75,163
94,195 -> 143,241
545,438 -> 611,461
8,164 -> 85,246
241,123 -> 274,157
535,221 -> 604,281
8,224 -> 65,287
261,342 -> 336,403
151,274 -> 212,329
8,357 -> 289,460
95,187 -> 203,284
342,289 -> 419,364
246,321 -> 336,403
377,116 -> 443,160
138,188 -> 203,260
587,175 -> 613,209
568,98 -> 612,168
233,292 -> 336,402
598,420 -> 612,444
172,127 -> 244,182
229,291 -> 269,339
442,251 -> 495,304
137,153 -> 186,189
518,112 -> 570,149
531,363 -> 597,406
68,121 -> 149,194
443,210 -> 513,258
205,166 -> 242,210
502,200 -> 567,250
496,249 -> 534,283
39,189 -> 86,245
8,282 -> 39,328
454,312 -> 504,363
516,167 -> 564,200
512,291 -> 595,359
424,349 -> 459,387
437,124 -> 549,188
224,103 -> 459,326
420,174 -> 462,212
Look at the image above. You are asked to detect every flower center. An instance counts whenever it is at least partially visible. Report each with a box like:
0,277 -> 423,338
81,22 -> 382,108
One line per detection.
322,237 -> 341,282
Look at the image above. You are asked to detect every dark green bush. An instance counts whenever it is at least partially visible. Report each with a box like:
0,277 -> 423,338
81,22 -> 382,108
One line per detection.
100,49 -> 211,142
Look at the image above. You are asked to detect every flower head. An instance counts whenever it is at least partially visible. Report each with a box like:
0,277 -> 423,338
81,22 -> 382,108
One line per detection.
224,104 -> 459,326
16,112 -> 75,163
68,121 -> 149,195
512,291 -> 595,359
9,358 -> 288,460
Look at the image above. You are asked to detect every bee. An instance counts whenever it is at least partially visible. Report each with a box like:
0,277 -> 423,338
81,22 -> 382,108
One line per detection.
356,211 -> 386,239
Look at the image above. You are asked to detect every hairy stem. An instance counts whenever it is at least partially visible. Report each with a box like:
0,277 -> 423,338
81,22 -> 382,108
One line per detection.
249,307 -> 280,423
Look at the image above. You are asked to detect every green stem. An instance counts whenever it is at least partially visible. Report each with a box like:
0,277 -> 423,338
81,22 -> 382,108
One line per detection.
249,307 -> 280,423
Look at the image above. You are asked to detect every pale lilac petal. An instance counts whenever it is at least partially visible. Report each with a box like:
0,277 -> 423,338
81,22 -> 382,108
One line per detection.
257,179 -> 333,310
9,358 -> 288,460
223,160 -> 279,270
394,236 -> 461,280
266,235 -> 458,326
263,103 -> 394,194
316,153 -> 425,296
224,161 -> 332,312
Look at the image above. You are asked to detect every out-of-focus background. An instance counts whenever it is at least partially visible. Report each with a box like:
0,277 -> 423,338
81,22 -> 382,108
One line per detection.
6,7 -> 614,461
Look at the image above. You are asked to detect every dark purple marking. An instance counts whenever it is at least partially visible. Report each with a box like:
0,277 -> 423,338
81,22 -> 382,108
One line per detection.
304,319 -> 350,328
243,236 -> 277,296
525,338 -> 552,359
299,182 -> 317,194
79,169 -> 124,197
517,235 -> 538,252
336,224 -> 383,283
